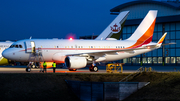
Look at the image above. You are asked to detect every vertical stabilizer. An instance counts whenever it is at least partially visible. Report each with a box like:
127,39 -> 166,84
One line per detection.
127,10 -> 157,44
95,11 -> 129,40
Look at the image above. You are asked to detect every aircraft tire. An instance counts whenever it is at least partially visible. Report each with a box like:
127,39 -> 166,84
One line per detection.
93,66 -> 98,72
26,67 -> 31,72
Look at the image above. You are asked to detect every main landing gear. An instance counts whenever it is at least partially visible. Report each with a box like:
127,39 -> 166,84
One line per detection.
89,61 -> 98,72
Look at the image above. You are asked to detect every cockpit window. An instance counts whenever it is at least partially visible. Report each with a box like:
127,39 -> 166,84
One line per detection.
15,45 -> 18,48
19,45 -> 22,48
10,45 -> 15,48
10,44 -> 23,48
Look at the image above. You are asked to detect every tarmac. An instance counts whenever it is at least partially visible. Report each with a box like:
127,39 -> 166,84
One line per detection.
0,65 -> 179,73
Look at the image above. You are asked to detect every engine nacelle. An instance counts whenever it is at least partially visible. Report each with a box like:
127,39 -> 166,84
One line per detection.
65,56 -> 87,69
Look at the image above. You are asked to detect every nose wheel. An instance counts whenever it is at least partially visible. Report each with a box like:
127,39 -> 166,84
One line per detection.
26,67 -> 31,72
89,66 -> 98,72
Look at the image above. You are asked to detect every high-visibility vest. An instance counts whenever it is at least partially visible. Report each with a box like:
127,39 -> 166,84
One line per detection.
43,62 -> 47,68
52,63 -> 56,68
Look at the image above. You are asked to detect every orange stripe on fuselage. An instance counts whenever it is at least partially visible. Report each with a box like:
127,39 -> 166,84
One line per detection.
128,18 -> 156,48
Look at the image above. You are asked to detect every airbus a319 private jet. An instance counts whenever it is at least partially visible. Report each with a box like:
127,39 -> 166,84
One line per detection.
3,10 -> 167,72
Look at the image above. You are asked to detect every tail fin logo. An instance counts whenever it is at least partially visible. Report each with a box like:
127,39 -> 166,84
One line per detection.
110,23 -> 121,33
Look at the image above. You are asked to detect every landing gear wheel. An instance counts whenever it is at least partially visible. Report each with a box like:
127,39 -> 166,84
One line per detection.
26,67 -> 31,72
89,66 -> 98,72
69,69 -> 77,71
93,66 -> 98,72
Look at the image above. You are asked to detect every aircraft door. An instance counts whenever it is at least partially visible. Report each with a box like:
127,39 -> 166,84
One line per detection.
25,41 -> 36,53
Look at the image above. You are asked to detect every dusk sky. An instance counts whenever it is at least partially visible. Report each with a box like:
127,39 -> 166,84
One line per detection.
0,0 -> 142,40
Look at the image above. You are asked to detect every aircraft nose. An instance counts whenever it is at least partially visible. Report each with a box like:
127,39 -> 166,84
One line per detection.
2,49 -> 13,60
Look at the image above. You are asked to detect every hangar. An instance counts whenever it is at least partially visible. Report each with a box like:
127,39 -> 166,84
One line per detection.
110,0 -> 180,66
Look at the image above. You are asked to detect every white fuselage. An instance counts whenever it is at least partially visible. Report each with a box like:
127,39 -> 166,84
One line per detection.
2,39 -> 157,63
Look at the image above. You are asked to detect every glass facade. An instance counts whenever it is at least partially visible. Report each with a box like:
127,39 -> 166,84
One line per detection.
122,22 -> 180,66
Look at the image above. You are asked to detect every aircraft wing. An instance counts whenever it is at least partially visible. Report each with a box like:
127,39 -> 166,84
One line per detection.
65,44 -> 158,57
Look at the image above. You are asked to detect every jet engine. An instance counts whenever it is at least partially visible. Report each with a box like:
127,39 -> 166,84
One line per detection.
65,56 -> 87,69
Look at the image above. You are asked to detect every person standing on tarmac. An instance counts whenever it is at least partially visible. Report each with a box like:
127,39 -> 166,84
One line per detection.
43,61 -> 47,73
52,62 -> 56,73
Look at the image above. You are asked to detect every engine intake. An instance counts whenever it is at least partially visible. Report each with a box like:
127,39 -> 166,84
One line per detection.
65,56 -> 87,69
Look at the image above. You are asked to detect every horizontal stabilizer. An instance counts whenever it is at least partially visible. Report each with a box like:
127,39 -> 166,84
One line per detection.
162,42 -> 176,46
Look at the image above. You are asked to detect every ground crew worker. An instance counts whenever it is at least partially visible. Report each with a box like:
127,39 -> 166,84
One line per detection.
52,62 -> 56,73
43,61 -> 47,73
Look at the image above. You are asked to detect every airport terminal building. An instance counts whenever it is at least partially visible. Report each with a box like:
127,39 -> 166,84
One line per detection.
110,0 -> 180,66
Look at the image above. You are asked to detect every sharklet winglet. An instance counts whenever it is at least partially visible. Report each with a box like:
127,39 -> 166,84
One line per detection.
156,32 -> 167,47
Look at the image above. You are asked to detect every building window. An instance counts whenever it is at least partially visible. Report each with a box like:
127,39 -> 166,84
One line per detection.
132,58 -> 136,64
176,49 -> 180,56
123,27 -> 127,33
142,57 -> 147,63
123,59 -> 127,63
127,26 -> 131,33
176,31 -> 180,39
132,26 -> 137,32
153,32 -> 158,40
158,57 -> 162,64
176,23 -> 180,30
153,57 -> 157,64
158,49 -> 162,56
176,40 -> 180,47
152,50 -> 157,56
148,57 -> 152,64
165,23 -> 170,31
170,49 -> 175,56
165,57 -> 170,63
170,31 -> 175,39
170,23 -> 175,31
158,24 -> 162,31
171,57 -> 176,64
136,58 -> 140,64
127,58 -> 131,63
177,57 -> 180,63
